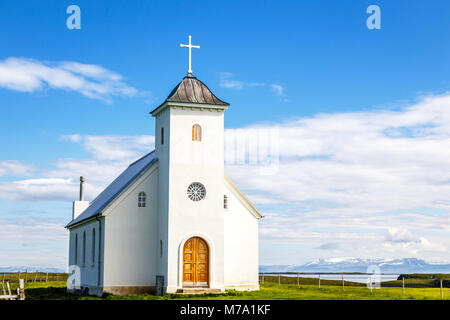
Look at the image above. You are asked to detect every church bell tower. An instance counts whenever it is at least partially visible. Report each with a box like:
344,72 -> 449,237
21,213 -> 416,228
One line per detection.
150,36 -> 230,293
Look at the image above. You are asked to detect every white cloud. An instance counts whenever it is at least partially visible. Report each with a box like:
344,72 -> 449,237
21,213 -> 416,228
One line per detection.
219,79 -> 245,90
385,228 -> 418,244
270,84 -> 284,96
226,93 -> 450,211
224,92 -> 450,261
0,57 -> 138,102
0,160 -> 34,177
217,72 -> 285,97
61,134 -> 155,161
0,134 -> 154,202
0,178 -> 76,202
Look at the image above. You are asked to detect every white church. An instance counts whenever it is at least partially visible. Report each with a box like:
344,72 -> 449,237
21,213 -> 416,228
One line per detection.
65,36 -> 262,296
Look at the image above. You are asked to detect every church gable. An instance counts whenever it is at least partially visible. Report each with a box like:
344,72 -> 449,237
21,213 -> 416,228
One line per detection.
101,159 -> 158,217
66,151 -> 156,228
224,175 -> 263,220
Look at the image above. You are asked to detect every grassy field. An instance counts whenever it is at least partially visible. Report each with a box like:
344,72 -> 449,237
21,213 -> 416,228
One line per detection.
260,274 -> 450,288
20,279 -> 450,300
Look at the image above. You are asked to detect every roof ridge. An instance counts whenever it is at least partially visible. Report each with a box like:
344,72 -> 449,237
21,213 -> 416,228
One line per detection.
190,77 -> 200,103
128,150 -> 155,167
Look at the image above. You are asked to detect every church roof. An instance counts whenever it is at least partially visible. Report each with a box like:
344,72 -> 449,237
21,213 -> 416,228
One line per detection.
66,151 -> 156,228
151,74 -> 229,114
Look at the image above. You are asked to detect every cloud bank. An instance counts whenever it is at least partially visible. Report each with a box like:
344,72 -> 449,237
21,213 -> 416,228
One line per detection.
0,135 -> 154,202
0,57 -> 138,102
225,92 -> 450,262
2,92 -> 450,265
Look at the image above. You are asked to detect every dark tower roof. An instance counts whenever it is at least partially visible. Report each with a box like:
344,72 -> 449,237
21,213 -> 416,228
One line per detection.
166,74 -> 229,106
152,74 -> 229,114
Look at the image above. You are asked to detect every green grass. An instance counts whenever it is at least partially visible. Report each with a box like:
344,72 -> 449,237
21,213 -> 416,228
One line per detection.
383,274 -> 450,288
20,280 -> 450,300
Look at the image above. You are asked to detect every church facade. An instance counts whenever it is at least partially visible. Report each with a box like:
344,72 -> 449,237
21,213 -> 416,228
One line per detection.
65,73 -> 262,296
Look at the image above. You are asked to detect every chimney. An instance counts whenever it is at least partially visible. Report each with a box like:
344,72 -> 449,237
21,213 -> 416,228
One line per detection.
72,176 -> 89,221
79,176 -> 85,201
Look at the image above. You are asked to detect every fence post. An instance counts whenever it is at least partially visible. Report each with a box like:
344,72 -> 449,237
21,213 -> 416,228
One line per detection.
278,273 -> 281,285
262,273 -> 264,284
46,272 -> 48,282
25,269 -> 28,283
297,273 -> 299,287
441,280 -> 443,300
56,273 -> 59,281
39,272 -> 42,282
18,271 -> 21,284
318,274 -> 321,289
18,279 -> 25,300
2,272 -> 4,288
402,276 -> 405,297
34,271 -> 37,283
6,281 -> 11,297
342,274 -> 344,291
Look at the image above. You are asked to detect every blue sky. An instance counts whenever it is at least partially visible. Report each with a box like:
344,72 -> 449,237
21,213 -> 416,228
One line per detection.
0,1 -> 449,269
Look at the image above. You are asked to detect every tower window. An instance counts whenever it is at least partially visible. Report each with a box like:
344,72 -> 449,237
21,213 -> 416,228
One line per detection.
192,124 -> 202,141
187,182 -> 206,201
161,127 -> 164,145
224,195 -> 228,209
138,192 -> 146,207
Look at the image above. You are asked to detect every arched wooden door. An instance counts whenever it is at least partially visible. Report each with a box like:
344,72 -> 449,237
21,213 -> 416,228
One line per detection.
183,237 -> 209,287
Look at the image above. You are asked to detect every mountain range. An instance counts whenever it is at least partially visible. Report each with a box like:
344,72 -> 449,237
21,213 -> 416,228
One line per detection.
259,258 -> 450,274
0,266 -> 66,273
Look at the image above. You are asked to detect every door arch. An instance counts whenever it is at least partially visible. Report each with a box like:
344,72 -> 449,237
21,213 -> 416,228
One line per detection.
183,237 -> 209,287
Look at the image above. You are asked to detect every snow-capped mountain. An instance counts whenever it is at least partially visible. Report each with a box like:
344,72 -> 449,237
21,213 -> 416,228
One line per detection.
0,266 -> 66,273
260,258 -> 450,273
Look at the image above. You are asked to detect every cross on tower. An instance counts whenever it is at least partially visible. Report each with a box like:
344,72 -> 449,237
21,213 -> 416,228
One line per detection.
180,35 -> 200,75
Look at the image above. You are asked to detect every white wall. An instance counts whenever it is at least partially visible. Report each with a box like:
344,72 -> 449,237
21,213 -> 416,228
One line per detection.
102,163 -> 159,288
155,108 -> 170,281
68,218 -> 103,289
157,106 -> 226,292
224,182 -> 260,289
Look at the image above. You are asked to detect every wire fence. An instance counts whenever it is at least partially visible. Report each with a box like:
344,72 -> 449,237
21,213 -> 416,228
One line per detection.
1,271 -> 67,300
259,272 -> 450,299
1,271 -> 68,286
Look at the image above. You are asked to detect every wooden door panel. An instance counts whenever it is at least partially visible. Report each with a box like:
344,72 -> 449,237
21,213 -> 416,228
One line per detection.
183,238 -> 195,283
196,238 -> 208,284
183,237 -> 209,286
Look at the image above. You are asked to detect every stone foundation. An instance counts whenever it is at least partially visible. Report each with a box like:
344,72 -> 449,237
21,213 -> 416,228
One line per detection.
103,286 -> 156,295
